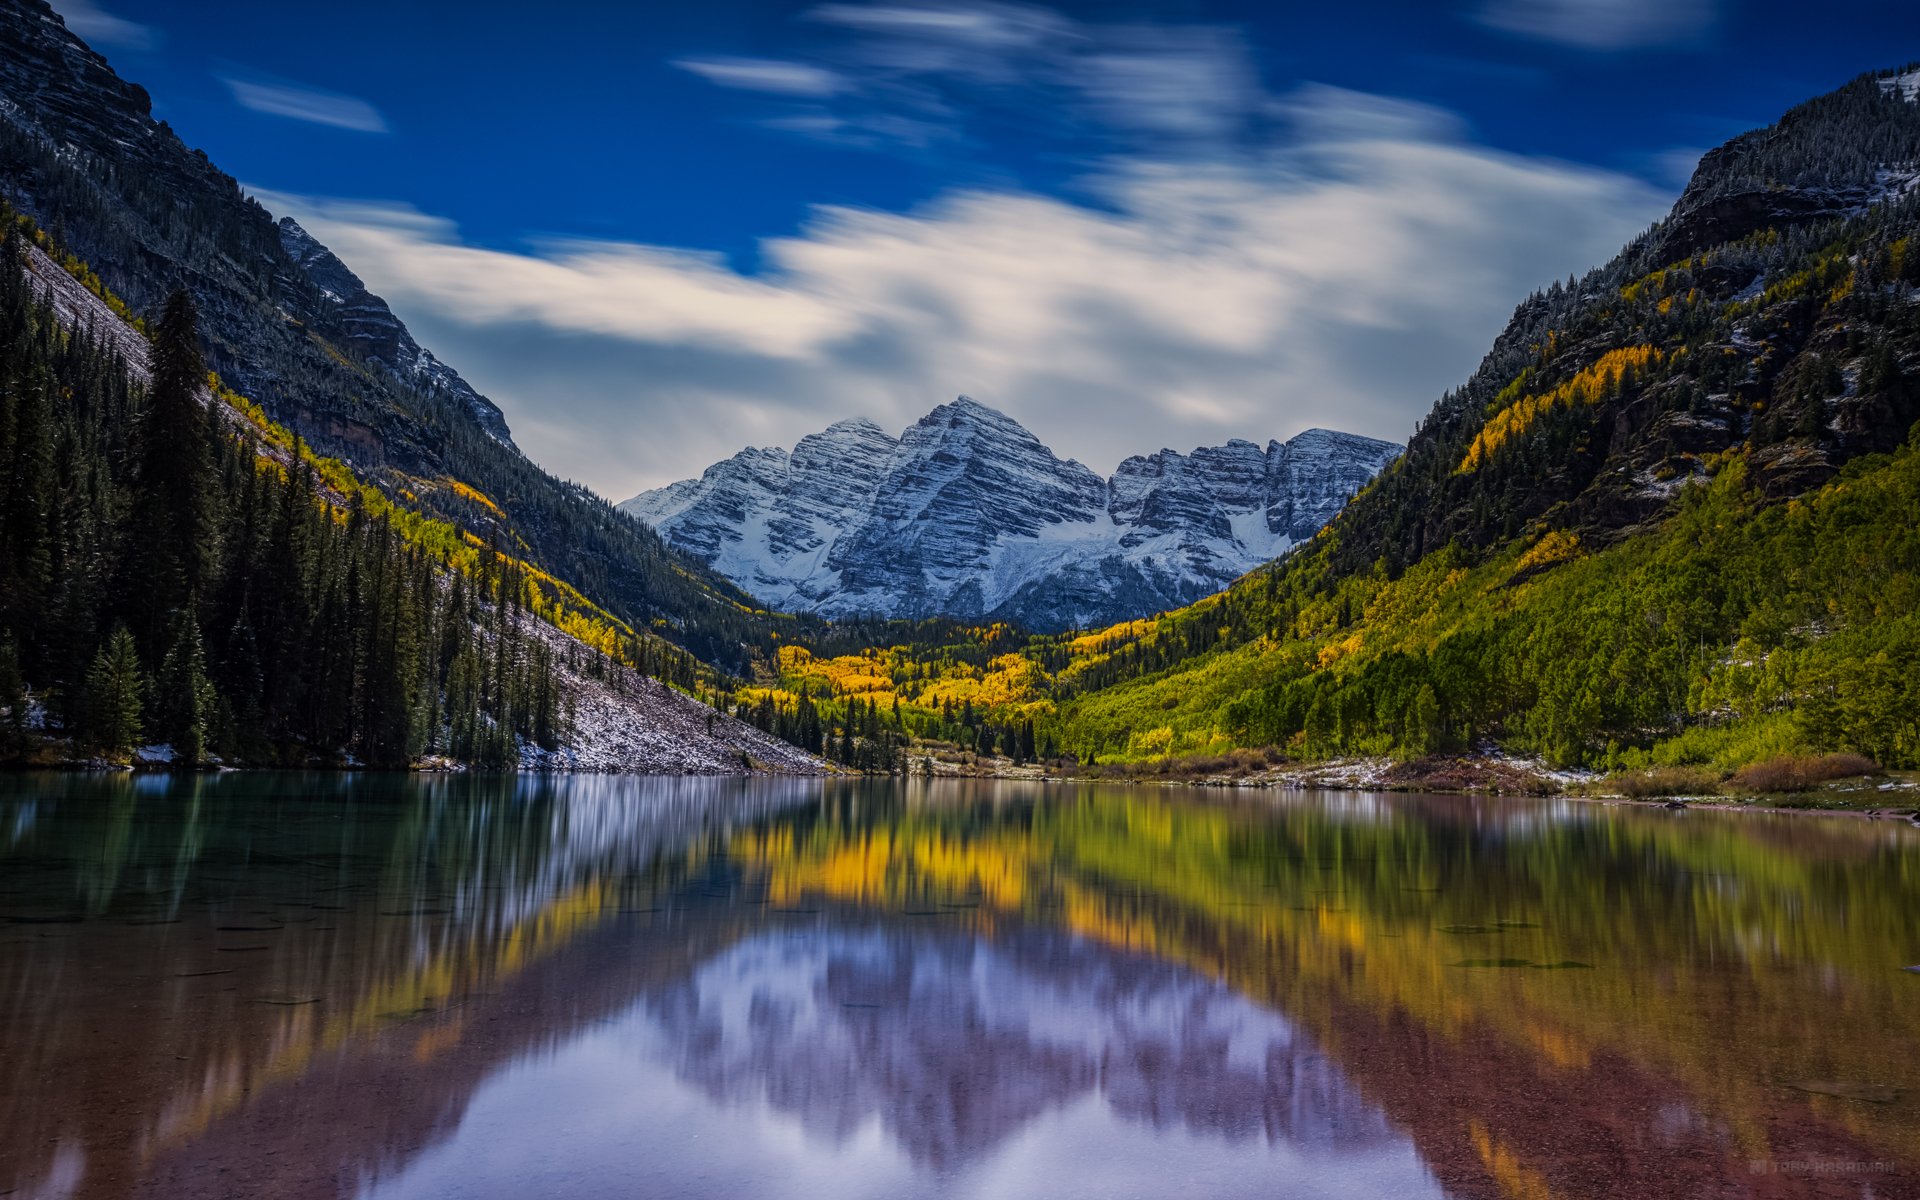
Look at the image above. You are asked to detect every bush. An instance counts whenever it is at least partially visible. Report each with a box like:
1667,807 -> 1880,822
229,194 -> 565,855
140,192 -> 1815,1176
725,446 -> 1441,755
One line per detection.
1727,753 -> 1879,793
1648,712 -> 1811,771
1078,746 -> 1284,781
1609,767 -> 1723,798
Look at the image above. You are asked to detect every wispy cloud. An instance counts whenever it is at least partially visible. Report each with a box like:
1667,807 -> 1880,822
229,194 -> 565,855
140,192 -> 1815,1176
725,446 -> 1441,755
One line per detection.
1471,0 -> 1720,50
223,79 -> 389,133
1073,26 -> 1262,139
759,110 -> 951,149
676,1 -> 1277,151
46,0 -> 155,51
808,2 -> 1071,57
258,86 -> 1665,500
673,57 -> 848,97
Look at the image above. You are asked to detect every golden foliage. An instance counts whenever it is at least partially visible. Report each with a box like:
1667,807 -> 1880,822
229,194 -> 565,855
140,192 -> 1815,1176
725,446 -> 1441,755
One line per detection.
1316,632 -> 1364,670
1459,345 -> 1661,474
445,478 -> 504,516
1515,529 -> 1581,574
1068,620 -> 1152,655
777,645 -> 895,698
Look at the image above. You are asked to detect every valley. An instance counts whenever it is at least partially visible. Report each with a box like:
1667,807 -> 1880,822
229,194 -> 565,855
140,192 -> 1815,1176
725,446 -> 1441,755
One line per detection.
0,0 -> 1916,795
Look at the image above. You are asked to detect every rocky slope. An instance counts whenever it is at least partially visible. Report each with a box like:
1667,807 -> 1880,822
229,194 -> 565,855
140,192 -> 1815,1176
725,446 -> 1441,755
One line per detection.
515,614 -> 822,774
622,397 -> 1400,630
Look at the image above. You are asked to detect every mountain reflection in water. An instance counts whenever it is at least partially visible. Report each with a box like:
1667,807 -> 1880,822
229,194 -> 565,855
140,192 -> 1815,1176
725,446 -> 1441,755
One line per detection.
1,773 -> 1916,1200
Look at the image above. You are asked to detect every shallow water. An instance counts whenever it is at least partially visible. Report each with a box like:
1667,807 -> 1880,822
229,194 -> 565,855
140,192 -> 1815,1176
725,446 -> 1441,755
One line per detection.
1,773 -> 1916,1199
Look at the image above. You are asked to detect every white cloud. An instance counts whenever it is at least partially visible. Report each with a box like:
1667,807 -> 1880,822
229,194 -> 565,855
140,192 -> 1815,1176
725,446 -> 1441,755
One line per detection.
250,195 -> 854,357
807,2 -> 1072,55
1073,26 -> 1262,139
791,2 -> 1268,147
223,79 -> 389,133
1471,0 -> 1719,50
1649,145 -> 1708,189
674,57 -> 849,97
258,87 -> 1666,500
1277,84 -> 1468,144
47,0 -> 154,50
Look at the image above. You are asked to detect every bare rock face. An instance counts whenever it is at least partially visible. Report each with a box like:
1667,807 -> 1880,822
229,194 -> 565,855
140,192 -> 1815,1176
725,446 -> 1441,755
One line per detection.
622,397 -> 1401,630
276,218 -> 514,445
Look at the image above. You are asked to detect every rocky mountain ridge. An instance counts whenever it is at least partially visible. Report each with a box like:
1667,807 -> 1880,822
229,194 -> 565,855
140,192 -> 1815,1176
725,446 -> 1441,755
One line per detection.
623,397 -> 1401,629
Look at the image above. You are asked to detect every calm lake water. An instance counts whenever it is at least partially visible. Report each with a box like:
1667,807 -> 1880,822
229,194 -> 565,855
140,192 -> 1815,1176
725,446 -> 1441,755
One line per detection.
1,773 -> 1917,1200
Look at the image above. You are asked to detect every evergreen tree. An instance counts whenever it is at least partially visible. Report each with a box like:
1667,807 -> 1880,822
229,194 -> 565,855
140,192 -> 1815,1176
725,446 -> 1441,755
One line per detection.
154,613 -> 214,764
0,220 -> 569,770
127,289 -> 220,644
83,625 -> 143,756
0,632 -> 25,752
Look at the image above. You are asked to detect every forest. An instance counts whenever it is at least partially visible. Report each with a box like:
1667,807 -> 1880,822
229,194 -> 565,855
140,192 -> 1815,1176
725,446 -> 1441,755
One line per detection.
0,217 -> 564,767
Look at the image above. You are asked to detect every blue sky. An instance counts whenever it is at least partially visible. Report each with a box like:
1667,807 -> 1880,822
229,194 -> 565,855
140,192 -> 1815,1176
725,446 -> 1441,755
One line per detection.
52,0 -> 1920,496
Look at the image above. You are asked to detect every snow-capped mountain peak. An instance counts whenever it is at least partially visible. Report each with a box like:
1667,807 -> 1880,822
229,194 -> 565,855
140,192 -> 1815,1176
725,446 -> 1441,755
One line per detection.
620,399 -> 1400,630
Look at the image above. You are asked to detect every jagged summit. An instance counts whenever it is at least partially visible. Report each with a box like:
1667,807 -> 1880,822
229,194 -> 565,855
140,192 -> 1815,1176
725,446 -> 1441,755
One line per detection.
621,398 -> 1400,630
0,0 -> 515,451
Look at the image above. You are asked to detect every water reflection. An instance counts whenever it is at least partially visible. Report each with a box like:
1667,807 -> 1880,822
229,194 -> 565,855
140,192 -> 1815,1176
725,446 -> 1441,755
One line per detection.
649,928 -> 1404,1165
0,773 -> 1916,1199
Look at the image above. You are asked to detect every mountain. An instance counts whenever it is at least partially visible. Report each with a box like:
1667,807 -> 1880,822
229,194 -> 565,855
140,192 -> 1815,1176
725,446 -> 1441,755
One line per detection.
0,0 -> 775,671
621,397 -> 1401,630
649,927 -> 1399,1170
752,65 -> 1920,776
977,64 -> 1920,770
0,0 -> 841,772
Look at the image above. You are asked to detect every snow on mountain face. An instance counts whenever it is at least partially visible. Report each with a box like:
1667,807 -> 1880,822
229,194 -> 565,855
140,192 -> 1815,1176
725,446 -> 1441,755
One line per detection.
1881,69 -> 1920,104
620,397 -> 1401,630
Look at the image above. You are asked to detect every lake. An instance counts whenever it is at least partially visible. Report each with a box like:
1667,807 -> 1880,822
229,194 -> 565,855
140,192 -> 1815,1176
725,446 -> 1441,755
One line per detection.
1,773 -> 1916,1199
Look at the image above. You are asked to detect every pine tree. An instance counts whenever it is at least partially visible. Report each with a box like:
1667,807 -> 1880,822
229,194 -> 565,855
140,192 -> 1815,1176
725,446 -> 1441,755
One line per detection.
84,625 -> 144,756
128,290 -> 220,644
155,614 -> 215,764
0,632 -> 26,753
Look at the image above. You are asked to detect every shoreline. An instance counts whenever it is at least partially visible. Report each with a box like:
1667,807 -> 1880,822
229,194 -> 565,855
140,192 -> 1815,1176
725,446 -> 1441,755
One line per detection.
6,752 -> 1916,823
908,750 -> 1920,820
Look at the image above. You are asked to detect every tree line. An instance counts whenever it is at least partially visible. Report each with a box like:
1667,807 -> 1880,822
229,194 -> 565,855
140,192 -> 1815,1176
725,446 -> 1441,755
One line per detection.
0,220 -> 563,767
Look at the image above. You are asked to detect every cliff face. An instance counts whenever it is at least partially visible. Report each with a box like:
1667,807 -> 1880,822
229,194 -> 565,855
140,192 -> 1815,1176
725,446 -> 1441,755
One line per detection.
623,397 -> 1401,630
